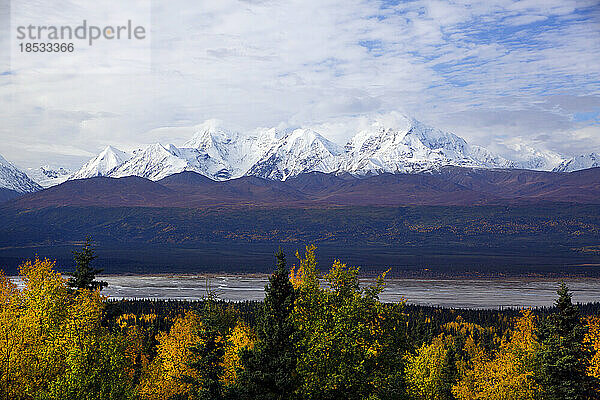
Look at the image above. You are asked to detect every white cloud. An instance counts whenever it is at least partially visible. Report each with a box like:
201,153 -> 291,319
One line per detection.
504,14 -> 547,26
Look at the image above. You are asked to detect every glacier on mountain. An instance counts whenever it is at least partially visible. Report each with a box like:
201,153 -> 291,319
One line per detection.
339,116 -> 513,175
248,128 -> 343,180
504,143 -> 565,171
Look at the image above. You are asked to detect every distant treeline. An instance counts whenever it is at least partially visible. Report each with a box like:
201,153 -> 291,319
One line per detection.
104,298 -> 600,346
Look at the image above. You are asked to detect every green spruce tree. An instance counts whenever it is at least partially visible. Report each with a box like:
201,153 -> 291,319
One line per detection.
233,248 -> 298,399
536,282 -> 596,400
68,237 -> 107,291
184,329 -> 226,400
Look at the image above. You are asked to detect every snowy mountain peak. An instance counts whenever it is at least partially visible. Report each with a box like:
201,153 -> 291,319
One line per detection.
246,127 -> 344,181
467,145 -> 515,169
71,145 -> 132,180
109,142 -> 192,181
284,128 -> 342,154
0,153 -> 42,193
553,153 -> 600,172
179,120 -> 250,179
345,113 -> 411,151
26,165 -> 72,188
183,119 -> 241,149
340,114 -> 509,175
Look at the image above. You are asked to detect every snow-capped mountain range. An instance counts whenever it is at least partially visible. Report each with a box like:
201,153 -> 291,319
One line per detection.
1,113 -> 598,192
0,154 -> 42,193
68,115 -> 523,183
505,142 -> 565,172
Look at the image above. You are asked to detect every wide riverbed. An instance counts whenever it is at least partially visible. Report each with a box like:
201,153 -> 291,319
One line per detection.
10,275 -> 600,308
94,275 -> 600,309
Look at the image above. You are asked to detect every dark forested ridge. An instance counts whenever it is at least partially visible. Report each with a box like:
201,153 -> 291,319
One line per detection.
0,203 -> 599,275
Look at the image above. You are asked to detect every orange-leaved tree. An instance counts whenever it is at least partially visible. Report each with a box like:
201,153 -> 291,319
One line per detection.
139,308 -> 255,400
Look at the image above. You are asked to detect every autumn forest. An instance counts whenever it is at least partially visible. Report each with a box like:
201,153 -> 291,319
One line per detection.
1,244 -> 600,400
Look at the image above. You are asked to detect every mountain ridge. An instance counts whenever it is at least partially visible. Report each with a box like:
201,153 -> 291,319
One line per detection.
5,167 -> 600,209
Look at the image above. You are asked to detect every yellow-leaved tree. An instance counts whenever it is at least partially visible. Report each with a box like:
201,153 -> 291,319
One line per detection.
585,315 -> 600,381
0,269 -> 22,400
139,310 -> 255,400
452,309 -> 540,400
139,311 -> 205,400
405,333 -> 457,400
292,245 -> 407,400
0,257 -> 134,400
222,320 -> 255,386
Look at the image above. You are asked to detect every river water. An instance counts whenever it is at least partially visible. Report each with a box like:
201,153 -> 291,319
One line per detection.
9,274 -> 600,308
94,275 -> 600,309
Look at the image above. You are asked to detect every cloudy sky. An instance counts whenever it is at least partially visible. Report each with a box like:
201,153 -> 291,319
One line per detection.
1,0 -> 599,169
